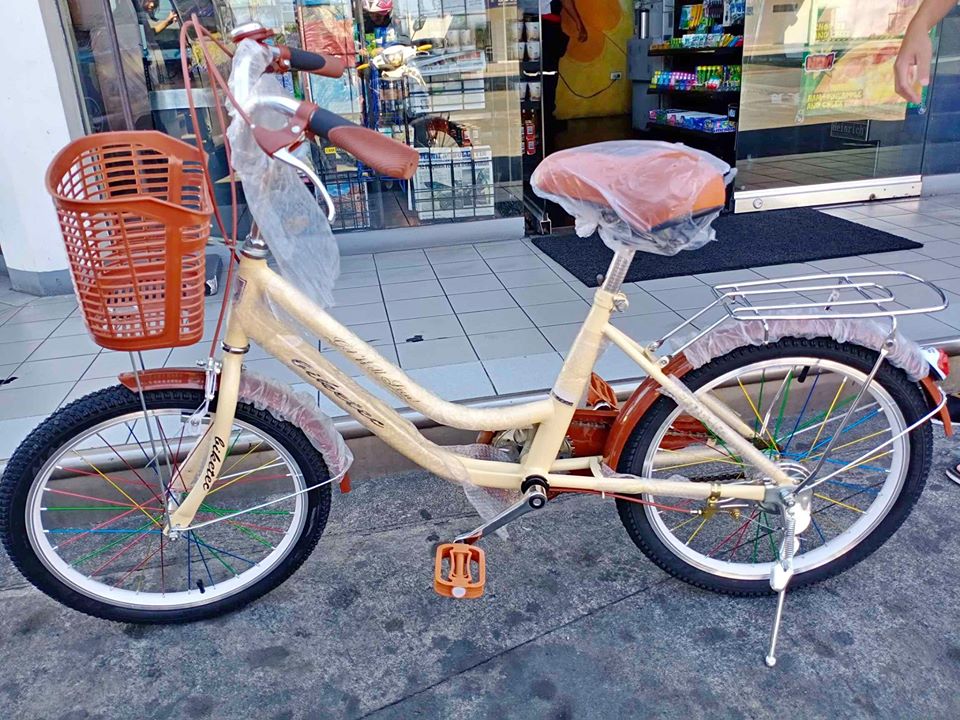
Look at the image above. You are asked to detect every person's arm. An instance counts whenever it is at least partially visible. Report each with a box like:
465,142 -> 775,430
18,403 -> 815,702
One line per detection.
894,0 -> 956,102
152,10 -> 178,34
562,0 -> 587,42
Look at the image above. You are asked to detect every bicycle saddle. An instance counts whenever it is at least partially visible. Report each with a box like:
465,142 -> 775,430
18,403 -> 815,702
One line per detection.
531,140 -> 727,239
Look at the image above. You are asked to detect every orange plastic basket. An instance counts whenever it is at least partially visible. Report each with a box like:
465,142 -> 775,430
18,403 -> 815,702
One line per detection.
46,131 -> 213,351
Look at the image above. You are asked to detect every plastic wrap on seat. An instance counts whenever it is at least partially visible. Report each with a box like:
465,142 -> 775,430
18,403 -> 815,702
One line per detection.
239,370 -> 353,481
227,40 -> 339,309
684,318 -> 930,381
531,140 -> 731,255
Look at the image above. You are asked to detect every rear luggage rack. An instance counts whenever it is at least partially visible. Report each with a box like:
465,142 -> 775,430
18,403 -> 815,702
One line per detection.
653,270 -> 949,354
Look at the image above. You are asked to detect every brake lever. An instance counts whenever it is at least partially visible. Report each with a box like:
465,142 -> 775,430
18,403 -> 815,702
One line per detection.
273,147 -> 336,223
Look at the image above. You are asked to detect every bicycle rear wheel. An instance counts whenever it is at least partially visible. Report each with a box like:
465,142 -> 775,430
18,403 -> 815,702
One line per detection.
616,337 -> 932,595
0,386 -> 331,623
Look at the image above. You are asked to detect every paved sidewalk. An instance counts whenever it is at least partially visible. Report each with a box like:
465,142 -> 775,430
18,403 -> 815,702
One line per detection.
2,194 -> 960,460
0,431 -> 958,719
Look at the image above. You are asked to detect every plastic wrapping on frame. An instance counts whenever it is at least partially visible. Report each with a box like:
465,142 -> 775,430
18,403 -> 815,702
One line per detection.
530,140 -> 730,255
683,318 -> 930,381
227,40 -> 340,309
448,444 -> 519,538
239,370 -> 353,482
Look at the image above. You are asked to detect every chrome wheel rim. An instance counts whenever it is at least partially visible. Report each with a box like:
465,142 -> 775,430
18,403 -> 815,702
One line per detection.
639,356 -> 909,581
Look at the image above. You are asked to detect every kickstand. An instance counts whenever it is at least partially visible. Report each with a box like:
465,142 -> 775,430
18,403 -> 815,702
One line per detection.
765,495 -> 800,667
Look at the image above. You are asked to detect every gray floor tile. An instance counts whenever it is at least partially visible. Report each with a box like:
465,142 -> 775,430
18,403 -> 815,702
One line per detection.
0,340 -> 43,365
375,249 -> 429,269
862,250 -> 930,264
484,255 -> 547,273
496,267 -> 563,288
328,302 -> 388,326
380,279 -> 444,302
449,290 -> 518,314
896,312 -> 958,341
618,289 -> 672,317
62,377 -> 120,406
653,285 -> 719,311
378,265 -> 436,285
456,308 -> 533,335
432,260 -> 493,279
912,223 -> 960,241
396,336 -> 478,370
468,328 -> 553,360
482,352 -> 563,395
634,274 -> 705,292
424,245 -> 482,264
29,334 -> 102,361
439,274 -> 504,295
0,305 -> 21,326
692,269 -> 764,285
610,311 -> 685,344
386,295 -> 453,321
508,283 -> 579,307
407,361 -> 495,401
807,256 -> 879,272
0,414 -> 48,460
1,355 -> 96,390
0,382 -> 73,420
335,270 -> 381,289
333,285 -> 383,306
3,300 -> 76,325
881,214 -> 951,229
0,319 -> 61,344
888,260 -> 960,282
82,348 -> 172,380
339,255 -> 376,273
522,300 -> 591,327
474,240 -> 533,259
539,323 -> 581,355
166,343 -> 217,367
50,316 -> 91,338
593,345 -> 646,382
391,314 -> 465,344
753,263 -> 822,279
913,240 -> 960,259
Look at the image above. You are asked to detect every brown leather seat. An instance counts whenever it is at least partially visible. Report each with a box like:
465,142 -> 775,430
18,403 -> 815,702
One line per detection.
533,146 -> 726,233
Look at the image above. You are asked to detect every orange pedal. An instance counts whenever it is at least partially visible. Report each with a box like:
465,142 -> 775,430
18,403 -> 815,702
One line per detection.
434,543 -> 485,599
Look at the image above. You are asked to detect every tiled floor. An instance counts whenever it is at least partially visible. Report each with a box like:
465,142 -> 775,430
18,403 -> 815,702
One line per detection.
2,193 -> 960,461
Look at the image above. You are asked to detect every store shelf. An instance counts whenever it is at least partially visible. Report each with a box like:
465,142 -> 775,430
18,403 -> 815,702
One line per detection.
646,122 -> 737,139
648,45 -> 743,57
647,87 -> 740,99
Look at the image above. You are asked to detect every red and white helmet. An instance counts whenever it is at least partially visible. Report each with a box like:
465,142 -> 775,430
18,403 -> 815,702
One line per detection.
363,0 -> 393,16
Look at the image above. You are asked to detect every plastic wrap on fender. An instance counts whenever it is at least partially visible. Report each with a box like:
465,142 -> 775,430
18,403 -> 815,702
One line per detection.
684,318 -> 930,381
226,40 -> 339,308
239,370 -> 353,481
530,140 -> 731,255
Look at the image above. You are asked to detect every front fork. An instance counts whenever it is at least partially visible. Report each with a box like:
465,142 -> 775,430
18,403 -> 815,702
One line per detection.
165,348 -> 245,535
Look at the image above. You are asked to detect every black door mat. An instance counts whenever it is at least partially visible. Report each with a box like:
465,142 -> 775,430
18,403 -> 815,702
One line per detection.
531,207 -> 923,287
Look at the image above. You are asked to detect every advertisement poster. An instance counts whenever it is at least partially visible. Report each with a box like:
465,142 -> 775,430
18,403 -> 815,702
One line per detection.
739,0 -> 924,131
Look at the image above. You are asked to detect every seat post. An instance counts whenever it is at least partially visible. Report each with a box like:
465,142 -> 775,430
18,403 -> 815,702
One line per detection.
600,247 -> 636,294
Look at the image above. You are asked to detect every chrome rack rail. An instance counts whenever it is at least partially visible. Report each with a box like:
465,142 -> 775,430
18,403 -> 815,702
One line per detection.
651,270 -> 949,357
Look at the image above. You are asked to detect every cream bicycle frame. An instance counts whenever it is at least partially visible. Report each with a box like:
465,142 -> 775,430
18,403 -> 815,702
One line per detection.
167,246 -> 794,531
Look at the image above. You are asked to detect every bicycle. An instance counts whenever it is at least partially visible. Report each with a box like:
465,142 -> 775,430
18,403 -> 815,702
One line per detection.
0,18 -> 952,667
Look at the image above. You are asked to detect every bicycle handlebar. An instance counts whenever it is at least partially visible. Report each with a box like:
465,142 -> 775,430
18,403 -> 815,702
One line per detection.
307,107 -> 419,180
272,46 -> 345,78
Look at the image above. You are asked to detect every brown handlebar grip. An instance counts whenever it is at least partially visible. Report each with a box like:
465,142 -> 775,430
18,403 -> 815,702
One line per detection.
281,47 -> 345,78
328,126 -> 419,179
309,107 -> 419,178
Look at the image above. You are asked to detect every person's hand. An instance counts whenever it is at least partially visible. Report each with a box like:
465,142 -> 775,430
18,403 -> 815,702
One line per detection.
166,11 -> 179,25
894,23 -> 933,103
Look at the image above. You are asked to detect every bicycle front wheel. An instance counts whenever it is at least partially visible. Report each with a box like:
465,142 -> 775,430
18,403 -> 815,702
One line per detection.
0,386 -> 331,623
616,337 -> 932,595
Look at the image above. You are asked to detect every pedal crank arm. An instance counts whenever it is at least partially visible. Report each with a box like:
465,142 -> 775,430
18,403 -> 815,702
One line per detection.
455,485 -> 547,544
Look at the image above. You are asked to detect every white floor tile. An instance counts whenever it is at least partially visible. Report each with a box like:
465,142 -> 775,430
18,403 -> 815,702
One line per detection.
432,260 -> 493,279
380,279 -> 444,302
28,334 -> 103,361
333,285 -> 383,306
484,255 -> 547,273
62,377 -> 118,405
3,300 -> 76,325
468,328 -> 553,361
82,348 -> 172,380
457,308 -> 533,335
0,414 -> 48,460
396,336 -> 478,370
407,361 -> 495,401
375,249 -> 429,269
0,319 -> 61,344
339,255 -> 376,273
378,265 -> 436,285
508,283 -> 580,307
0,340 -> 43,365
335,270 -> 380,289
386,295 -> 453,321
439,274 -> 504,295
448,290 -> 518,314
0,354 -> 96,390
391,314 -> 464,344
522,300 -> 591,327
912,224 -> 960,241
653,285 -> 719,311
328,302 -> 388,325
49,316 -> 91,338
474,240 -> 533,259
539,323 -> 581,355
482,352 -> 563,395
634,274 -> 705,292
0,382 -> 73,420
424,245 -> 482,264
496,268 -> 563,288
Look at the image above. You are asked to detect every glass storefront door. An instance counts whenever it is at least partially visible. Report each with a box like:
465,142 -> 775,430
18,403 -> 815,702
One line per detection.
734,0 -> 932,211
